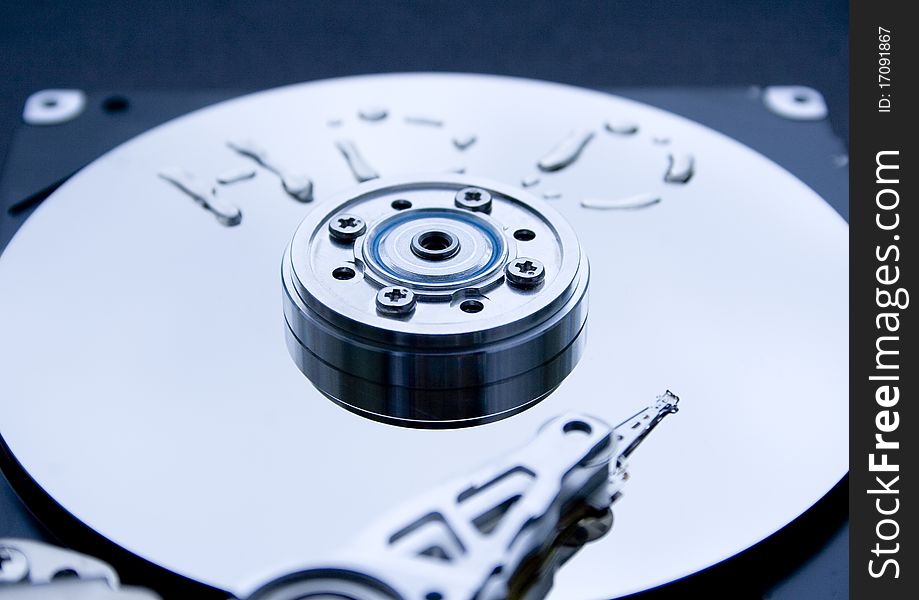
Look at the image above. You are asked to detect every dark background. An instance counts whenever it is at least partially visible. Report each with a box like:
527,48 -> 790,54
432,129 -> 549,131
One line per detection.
0,0 -> 848,168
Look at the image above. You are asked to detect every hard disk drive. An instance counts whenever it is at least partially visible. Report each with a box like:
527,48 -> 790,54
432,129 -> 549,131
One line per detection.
0,74 -> 848,599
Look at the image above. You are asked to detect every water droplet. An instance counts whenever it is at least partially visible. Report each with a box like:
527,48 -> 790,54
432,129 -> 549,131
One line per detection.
542,190 -> 562,200
604,121 -> 639,135
227,140 -> 314,202
521,176 -> 540,188
653,137 -> 671,145
664,153 -> 694,183
158,168 -> 242,226
358,106 -> 388,122
405,115 -> 444,127
281,175 -> 314,202
337,140 -> 380,183
446,166 -> 466,174
537,129 -> 594,172
581,193 -> 660,210
327,118 -> 343,128
452,134 -> 477,150
216,168 -> 256,185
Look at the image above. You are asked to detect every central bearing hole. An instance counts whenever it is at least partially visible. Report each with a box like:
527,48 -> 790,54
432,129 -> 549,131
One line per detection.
420,231 -> 452,251
411,230 -> 460,261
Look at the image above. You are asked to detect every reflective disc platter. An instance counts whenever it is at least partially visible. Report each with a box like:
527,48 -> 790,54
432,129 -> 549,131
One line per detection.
0,74 -> 848,598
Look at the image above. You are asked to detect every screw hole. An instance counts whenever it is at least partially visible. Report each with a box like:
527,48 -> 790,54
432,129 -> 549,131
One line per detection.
102,95 -> 129,113
391,199 -> 412,210
42,98 -> 58,108
52,568 -> 79,580
460,299 -> 484,313
793,94 -> 809,104
513,229 -> 536,241
332,266 -> 356,280
563,420 -> 592,435
426,593 -> 443,600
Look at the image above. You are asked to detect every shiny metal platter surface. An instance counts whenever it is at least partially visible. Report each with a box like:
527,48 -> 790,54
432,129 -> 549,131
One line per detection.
0,74 -> 848,598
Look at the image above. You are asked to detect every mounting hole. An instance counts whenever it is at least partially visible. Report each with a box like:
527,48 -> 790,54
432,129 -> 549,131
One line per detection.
332,266 -> 356,280
425,593 -> 443,600
460,299 -> 484,313
513,229 -> 536,241
391,199 -> 412,210
102,95 -> 129,113
563,420 -> 593,435
793,94 -> 809,104
52,569 -> 79,580
42,98 -> 59,108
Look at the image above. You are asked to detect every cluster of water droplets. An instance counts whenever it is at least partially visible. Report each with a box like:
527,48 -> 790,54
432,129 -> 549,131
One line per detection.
159,101 -> 695,225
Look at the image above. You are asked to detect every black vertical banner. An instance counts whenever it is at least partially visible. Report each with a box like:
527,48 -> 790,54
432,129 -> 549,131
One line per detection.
850,1 -> 915,599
